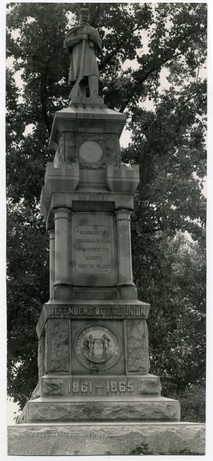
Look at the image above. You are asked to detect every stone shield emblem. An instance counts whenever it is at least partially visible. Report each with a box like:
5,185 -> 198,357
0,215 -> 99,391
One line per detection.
74,325 -> 121,371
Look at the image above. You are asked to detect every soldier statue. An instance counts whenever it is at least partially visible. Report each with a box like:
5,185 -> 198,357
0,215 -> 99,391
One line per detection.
64,8 -> 102,101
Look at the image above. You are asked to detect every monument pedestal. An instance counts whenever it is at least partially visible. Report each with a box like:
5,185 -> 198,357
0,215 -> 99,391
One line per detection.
10,100 -> 205,455
19,298 -> 181,424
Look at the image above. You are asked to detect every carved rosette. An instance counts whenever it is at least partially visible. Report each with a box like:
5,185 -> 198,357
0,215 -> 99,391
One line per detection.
79,141 -> 103,168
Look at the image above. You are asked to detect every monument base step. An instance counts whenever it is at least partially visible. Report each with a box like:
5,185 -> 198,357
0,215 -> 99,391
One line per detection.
8,421 -> 205,455
24,395 -> 180,422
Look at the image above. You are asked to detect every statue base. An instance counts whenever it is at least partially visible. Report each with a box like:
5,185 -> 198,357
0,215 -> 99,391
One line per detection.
8,422 -> 205,455
70,95 -> 105,107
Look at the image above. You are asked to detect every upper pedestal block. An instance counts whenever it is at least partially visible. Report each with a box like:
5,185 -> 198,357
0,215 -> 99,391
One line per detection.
49,103 -> 126,170
40,102 -> 140,231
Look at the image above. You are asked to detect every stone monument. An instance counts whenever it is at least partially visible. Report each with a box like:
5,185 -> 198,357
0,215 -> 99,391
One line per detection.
8,8 -> 205,455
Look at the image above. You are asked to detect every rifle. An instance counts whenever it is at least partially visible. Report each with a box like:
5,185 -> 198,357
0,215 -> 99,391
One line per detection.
69,37 -> 86,101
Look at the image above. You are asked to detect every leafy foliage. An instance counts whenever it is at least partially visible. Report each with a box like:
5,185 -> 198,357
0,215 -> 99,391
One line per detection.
6,3 -> 206,414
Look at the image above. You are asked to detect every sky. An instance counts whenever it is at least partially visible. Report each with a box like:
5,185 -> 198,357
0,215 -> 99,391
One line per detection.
2,0 -> 213,460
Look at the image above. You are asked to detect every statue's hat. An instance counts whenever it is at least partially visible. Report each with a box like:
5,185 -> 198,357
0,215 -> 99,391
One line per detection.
79,8 -> 90,18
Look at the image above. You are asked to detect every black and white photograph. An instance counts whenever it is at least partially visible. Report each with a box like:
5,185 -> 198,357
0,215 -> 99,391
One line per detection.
4,0 -> 211,457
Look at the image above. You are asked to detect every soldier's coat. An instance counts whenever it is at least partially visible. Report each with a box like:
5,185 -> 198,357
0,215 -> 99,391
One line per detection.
64,24 -> 102,83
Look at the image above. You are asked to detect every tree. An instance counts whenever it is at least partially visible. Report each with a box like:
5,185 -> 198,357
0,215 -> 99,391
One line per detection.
6,3 -> 206,411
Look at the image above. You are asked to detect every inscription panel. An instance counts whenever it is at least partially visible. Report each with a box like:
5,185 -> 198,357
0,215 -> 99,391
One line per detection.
69,378 -> 134,395
75,226 -> 112,274
37,303 -> 150,339
47,304 -> 150,319
41,375 -> 161,397
71,213 -> 117,286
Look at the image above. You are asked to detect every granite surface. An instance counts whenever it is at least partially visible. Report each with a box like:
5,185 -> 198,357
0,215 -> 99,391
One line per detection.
25,396 -> 180,422
8,422 -> 205,455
